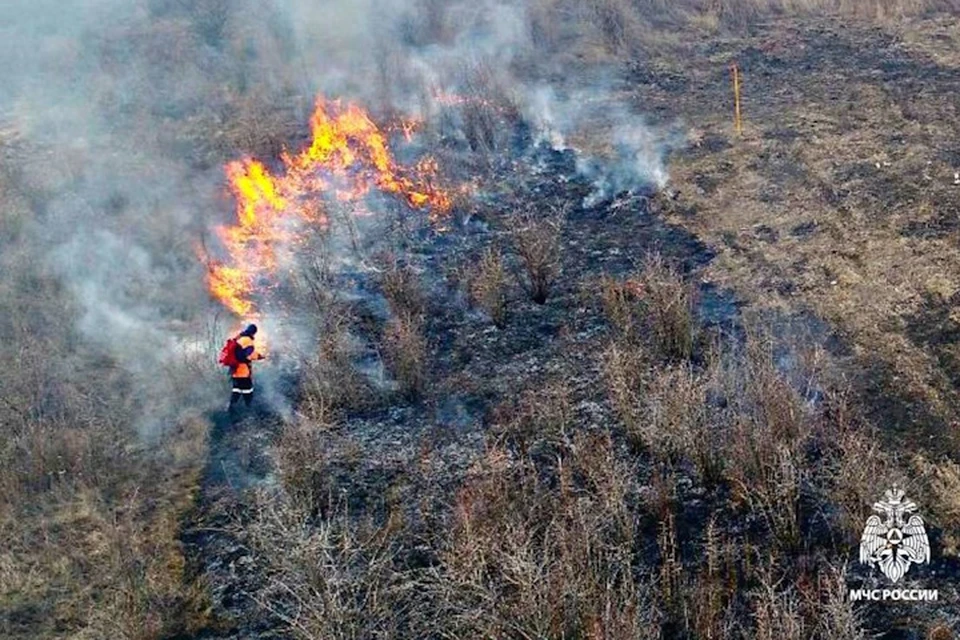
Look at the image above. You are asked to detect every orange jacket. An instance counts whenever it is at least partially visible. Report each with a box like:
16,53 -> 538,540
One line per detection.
231,335 -> 263,379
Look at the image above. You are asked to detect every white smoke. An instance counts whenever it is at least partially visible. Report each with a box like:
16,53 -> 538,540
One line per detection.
1,0 -> 675,433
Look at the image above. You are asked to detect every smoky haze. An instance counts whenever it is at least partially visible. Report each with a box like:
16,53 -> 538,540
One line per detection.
0,0 -> 674,433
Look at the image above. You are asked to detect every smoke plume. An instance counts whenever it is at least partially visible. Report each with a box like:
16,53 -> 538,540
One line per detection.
0,0 -> 675,432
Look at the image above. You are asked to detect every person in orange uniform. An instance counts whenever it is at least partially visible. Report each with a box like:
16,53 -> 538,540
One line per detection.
229,323 -> 265,412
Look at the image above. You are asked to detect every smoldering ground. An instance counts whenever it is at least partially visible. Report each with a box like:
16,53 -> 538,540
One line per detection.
0,0 -> 676,434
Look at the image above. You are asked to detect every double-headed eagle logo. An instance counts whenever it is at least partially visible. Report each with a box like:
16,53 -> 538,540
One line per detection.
859,487 -> 930,583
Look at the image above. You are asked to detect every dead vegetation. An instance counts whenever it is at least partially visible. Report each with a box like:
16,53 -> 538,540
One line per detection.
469,247 -> 509,328
508,204 -> 565,304
7,0 -> 960,638
238,241 -> 960,638
383,313 -> 428,398
603,255 -> 698,361
0,142 -> 212,638
379,260 -> 430,398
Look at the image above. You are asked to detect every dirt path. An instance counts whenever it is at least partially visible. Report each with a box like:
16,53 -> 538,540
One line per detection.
178,408 -> 285,639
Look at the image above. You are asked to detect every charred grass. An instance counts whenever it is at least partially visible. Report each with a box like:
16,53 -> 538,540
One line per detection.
243,263 -> 960,637
7,1 -> 960,638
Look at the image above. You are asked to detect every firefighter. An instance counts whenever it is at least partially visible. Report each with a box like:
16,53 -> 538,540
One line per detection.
229,323 -> 265,412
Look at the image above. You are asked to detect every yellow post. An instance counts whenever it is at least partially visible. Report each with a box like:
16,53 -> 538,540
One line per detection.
731,63 -> 743,136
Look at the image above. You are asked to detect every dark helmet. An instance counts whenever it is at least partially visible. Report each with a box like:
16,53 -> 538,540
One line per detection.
241,323 -> 258,337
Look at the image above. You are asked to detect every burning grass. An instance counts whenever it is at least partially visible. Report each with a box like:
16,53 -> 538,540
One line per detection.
8,2 -> 960,638
205,96 -> 451,319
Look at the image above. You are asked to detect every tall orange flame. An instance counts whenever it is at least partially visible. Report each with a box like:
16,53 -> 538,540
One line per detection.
205,96 -> 450,317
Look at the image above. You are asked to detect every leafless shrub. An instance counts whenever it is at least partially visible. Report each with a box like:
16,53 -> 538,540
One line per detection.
490,381 -> 573,456
298,305 -> 373,419
750,569 -> 806,640
814,566 -> 869,640
649,364 -> 724,483
274,421 -> 336,518
242,495 -> 408,640
453,61 -> 521,153
469,247 -> 509,328
822,421 -> 895,541
380,260 -> 425,319
508,204 -> 565,305
432,435 -> 660,639
657,509 -> 682,616
383,313 -> 428,398
722,356 -> 809,551
688,516 -> 739,639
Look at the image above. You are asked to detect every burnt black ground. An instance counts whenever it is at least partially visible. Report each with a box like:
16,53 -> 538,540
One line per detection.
177,408 -> 286,640
175,130 -> 959,637
173,144 -> 764,638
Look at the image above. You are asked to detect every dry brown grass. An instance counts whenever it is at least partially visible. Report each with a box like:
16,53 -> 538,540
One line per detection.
469,247 -> 509,328
296,299 -> 378,420
508,205 -> 565,305
375,259 -> 431,398
0,418 -> 211,639
274,420 -> 337,519
912,454 -> 960,556
383,313 -> 428,398
433,434 -> 660,640
242,494 -> 410,640
380,260 -> 426,320
636,255 -> 697,361
600,255 -> 697,361
601,340 -> 649,443
489,380 -> 573,456
0,160 -> 212,637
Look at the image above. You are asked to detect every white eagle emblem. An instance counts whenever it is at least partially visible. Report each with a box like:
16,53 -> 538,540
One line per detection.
859,487 -> 930,583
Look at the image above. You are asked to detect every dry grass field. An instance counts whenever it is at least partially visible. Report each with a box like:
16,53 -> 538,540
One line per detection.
4,1 -> 960,639
638,13 -> 960,448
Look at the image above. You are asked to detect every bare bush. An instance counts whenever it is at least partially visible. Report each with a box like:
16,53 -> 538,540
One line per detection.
600,273 -> 643,340
380,260 -> 425,319
508,205 -> 565,304
242,495 -> 409,640
822,421 -> 895,541
721,346 -> 811,551
383,313 -> 428,398
274,421 -> 336,519
815,566 -> 869,640
601,341 -> 649,441
469,247 -> 509,328
490,381 -> 573,456
647,364 -> 724,483
296,300 -> 375,419
432,436 -> 660,639
454,61 -> 521,153
750,570 -> 806,640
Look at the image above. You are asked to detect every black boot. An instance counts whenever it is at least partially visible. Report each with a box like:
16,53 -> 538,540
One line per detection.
228,392 -> 241,416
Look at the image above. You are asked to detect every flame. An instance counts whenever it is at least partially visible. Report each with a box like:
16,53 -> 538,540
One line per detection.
205,96 -> 450,317
430,90 -> 511,115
